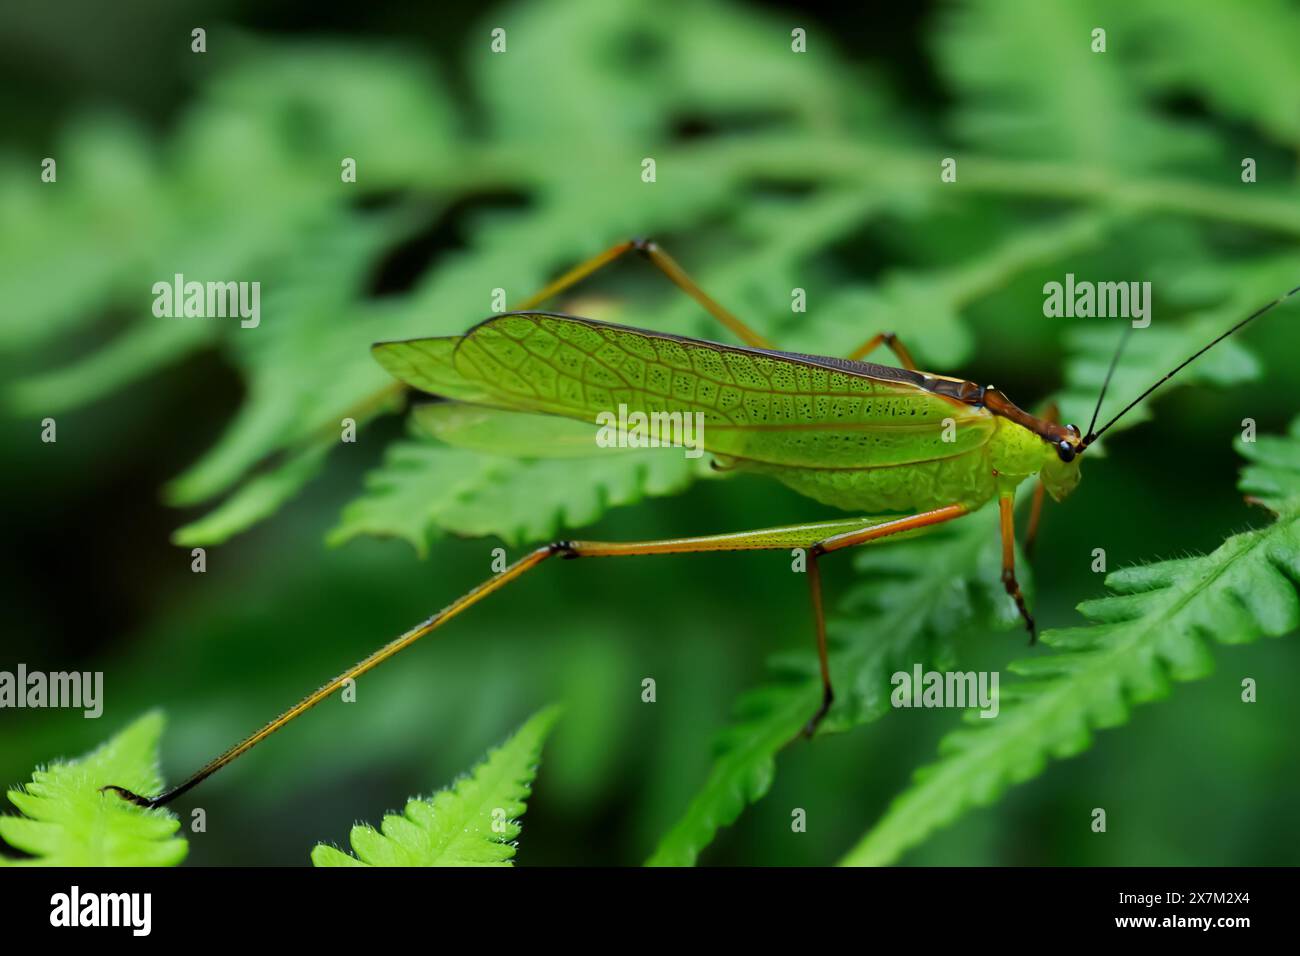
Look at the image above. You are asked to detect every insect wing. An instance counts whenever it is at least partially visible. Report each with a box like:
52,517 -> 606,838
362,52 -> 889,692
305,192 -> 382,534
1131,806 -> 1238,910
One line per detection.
447,313 -> 993,468
371,336 -> 496,405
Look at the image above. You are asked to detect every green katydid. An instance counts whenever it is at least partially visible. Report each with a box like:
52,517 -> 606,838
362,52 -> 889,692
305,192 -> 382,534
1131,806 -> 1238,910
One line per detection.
104,239 -> 1299,809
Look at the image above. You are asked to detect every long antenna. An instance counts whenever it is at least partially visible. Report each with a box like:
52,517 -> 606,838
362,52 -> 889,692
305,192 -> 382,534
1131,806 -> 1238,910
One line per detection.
1086,322 -> 1134,439
1083,284 -> 1300,446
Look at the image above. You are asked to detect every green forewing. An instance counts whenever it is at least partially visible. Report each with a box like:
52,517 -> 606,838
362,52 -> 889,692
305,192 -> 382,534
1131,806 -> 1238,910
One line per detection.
374,313 -> 992,468
372,336 -> 496,405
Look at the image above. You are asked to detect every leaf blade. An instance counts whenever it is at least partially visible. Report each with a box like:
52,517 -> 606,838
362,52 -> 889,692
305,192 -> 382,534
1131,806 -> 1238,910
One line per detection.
0,712 -> 188,867
310,705 -> 560,867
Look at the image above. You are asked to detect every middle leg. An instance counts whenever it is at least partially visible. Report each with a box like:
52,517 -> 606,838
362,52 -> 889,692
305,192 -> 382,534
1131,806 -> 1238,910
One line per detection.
999,492 -> 1037,641
512,237 -> 776,349
798,503 -> 970,735
845,331 -> 919,369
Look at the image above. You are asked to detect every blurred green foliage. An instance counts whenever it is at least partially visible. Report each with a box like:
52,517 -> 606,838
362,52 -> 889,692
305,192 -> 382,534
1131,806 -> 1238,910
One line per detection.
2,0 -> 1299,865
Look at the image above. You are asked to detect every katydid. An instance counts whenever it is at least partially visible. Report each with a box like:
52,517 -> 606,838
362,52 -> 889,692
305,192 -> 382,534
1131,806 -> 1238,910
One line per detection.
104,239 -> 1299,808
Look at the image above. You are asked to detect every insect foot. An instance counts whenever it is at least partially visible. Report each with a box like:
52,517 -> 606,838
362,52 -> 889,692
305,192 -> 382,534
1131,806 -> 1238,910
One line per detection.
1001,568 -> 1037,644
100,784 -> 160,808
799,687 -> 835,741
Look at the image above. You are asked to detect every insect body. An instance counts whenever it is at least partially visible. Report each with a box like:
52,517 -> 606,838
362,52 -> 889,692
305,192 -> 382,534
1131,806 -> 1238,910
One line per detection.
372,301 -> 1079,646
103,239 -> 1293,809
720,380 -> 1082,515
379,312 -> 1081,514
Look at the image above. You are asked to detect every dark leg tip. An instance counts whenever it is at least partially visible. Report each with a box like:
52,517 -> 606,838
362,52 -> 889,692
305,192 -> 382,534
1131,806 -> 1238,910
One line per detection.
100,784 -> 158,808
800,688 -> 834,740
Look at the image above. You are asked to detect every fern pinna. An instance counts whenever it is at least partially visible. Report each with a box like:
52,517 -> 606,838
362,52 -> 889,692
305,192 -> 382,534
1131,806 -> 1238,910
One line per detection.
312,706 -> 560,867
0,713 -> 186,867
1,708 -> 561,867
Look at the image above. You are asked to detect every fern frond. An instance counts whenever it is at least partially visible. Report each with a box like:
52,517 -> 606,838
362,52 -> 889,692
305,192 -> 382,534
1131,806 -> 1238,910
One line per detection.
647,504 -> 1022,865
331,438 -> 709,553
311,705 -> 561,866
840,417 -> 1300,866
0,712 -> 187,867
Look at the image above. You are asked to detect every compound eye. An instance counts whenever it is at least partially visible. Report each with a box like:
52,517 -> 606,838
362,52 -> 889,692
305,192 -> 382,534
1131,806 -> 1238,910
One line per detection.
1056,440 -> 1076,463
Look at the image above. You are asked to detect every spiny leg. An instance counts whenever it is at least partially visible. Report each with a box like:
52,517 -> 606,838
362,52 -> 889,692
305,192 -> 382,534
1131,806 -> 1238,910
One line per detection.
796,503 -> 971,738
512,237 -> 775,349
574,505 -> 971,740
102,515 -> 898,808
804,552 -> 832,737
844,331 -> 918,369
999,493 -> 1037,642
102,546 -> 557,808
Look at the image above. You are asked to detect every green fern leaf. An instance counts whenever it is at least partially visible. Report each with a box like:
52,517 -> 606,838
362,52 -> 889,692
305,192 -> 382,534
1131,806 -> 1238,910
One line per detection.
331,436 -> 710,553
647,504 -> 1022,866
840,416 -> 1300,866
311,705 -> 560,866
173,443 -> 332,547
160,212 -> 411,514
0,712 -> 187,867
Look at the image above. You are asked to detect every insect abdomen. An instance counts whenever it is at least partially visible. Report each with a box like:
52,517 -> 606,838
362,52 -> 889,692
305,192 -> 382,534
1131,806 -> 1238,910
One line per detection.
738,445 -> 998,514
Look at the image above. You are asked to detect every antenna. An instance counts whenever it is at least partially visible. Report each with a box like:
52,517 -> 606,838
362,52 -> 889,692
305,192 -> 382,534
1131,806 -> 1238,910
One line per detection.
1083,284 -> 1300,446
1086,323 -> 1134,440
